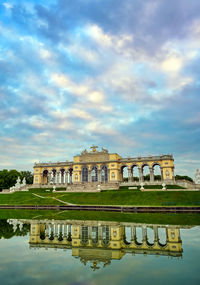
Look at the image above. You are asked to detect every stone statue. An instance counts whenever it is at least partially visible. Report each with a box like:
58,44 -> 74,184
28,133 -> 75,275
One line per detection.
22,177 -> 26,186
194,169 -> 200,184
15,177 -> 21,189
81,149 -> 88,155
101,147 -> 108,153
140,182 -> 144,190
97,184 -> 101,191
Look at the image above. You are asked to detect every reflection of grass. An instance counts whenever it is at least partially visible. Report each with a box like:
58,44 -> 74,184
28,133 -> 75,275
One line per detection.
0,209 -> 199,225
0,189 -> 200,206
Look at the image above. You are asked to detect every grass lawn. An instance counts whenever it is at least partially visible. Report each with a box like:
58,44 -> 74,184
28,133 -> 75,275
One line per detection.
0,209 -> 199,225
0,188 -> 200,206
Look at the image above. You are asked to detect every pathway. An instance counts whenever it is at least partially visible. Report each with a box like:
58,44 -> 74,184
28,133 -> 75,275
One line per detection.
32,193 -> 76,205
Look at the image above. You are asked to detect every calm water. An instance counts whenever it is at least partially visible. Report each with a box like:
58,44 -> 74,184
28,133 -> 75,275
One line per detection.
0,218 -> 200,285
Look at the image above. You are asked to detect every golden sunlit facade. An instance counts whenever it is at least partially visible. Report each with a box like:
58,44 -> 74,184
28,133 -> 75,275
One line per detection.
33,146 -> 175,190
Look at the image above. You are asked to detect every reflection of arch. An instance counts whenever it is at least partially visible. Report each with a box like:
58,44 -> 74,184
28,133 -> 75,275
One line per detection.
135,227 -> 143,246
81,226 -> 88,244
101,165 -> 108,182
82,167 -> 88,182
124,226 -> 131,245
121,165 -> 128,182
146,227 -> 154,246
91,226 -> 98,244
91,166 -> 98,182
158,228 -> 167,247
40,225 -> 45,240
102,226 -> 109,245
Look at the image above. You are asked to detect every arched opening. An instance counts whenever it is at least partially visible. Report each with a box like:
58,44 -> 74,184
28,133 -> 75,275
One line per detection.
101,165 -> 108,182
52,169 -> 57,184
82,167 -> 88,182
68,168 -> 73,184
153,164 -> 162,181
142,164 -> 150,181
42,170 -> 48,185
91,166 -> 98,182
132,165 -> 139,182
121,165 -> 128,182
60,169 -> 65,184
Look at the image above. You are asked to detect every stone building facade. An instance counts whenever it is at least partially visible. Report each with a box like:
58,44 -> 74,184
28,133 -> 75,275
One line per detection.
33,146 -> 175,189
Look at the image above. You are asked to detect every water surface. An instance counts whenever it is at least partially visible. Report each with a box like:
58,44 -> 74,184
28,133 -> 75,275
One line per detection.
0,218 -> 199,285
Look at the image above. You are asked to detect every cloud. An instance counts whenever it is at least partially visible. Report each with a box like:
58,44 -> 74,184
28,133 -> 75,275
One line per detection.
0,0 -> 199,177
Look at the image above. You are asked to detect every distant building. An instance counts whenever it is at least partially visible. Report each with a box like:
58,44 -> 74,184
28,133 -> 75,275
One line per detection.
33,146 -> 175,190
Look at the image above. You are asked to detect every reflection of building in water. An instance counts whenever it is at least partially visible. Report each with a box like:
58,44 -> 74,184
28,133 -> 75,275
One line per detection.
26,219 -> 184,270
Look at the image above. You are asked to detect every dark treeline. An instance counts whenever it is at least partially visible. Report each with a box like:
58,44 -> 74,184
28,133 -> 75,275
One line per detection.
0,170 -> 33,191
0,220 -> 30,239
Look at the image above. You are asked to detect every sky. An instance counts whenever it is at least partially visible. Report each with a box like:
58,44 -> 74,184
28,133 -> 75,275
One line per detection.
0,0 -> 200,177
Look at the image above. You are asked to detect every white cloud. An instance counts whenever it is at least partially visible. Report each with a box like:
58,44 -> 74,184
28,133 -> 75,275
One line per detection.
161,56 -> 183,73
3,2 -> 13,10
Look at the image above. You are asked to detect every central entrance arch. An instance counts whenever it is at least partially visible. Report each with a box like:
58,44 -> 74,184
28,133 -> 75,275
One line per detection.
91,166 -> 98,182
101,165 -> 108,182
82,167 -> 88,182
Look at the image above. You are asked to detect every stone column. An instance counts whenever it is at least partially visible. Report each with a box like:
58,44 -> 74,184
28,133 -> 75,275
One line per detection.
153,226 -> 159,242
63,224 -> 67,238
65,172 -> 68,184
131,226 -> 136,241
139,168 -> 143,182
88,170 -> 91,182
61,172 -> 64,184
128,168 -> 132,182
150,168 -> 154,183
54,223 -> 58,238
56,172 -> 60,184
46,224 -> 49,238
48,172 -> 51,185
161,168 -> 164,181
52,173 -> 55,184
98,226 -> 102,241
98,169 -> 101,182
142,226 -> 147,243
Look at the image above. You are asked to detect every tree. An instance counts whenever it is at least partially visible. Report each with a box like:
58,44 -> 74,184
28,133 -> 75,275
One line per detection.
0,169 -> 21,191
20,171 -> 33,184
0,169 -> 33,191
175,175 -> 193,182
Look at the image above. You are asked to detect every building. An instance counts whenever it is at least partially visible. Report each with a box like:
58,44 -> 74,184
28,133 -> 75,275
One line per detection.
33,146 -> 175,190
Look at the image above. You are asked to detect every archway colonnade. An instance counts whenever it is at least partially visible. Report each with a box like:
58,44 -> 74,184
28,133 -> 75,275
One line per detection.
42,165 -> 109,185
121,163 -> 164,183
42,168 -> 73,185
